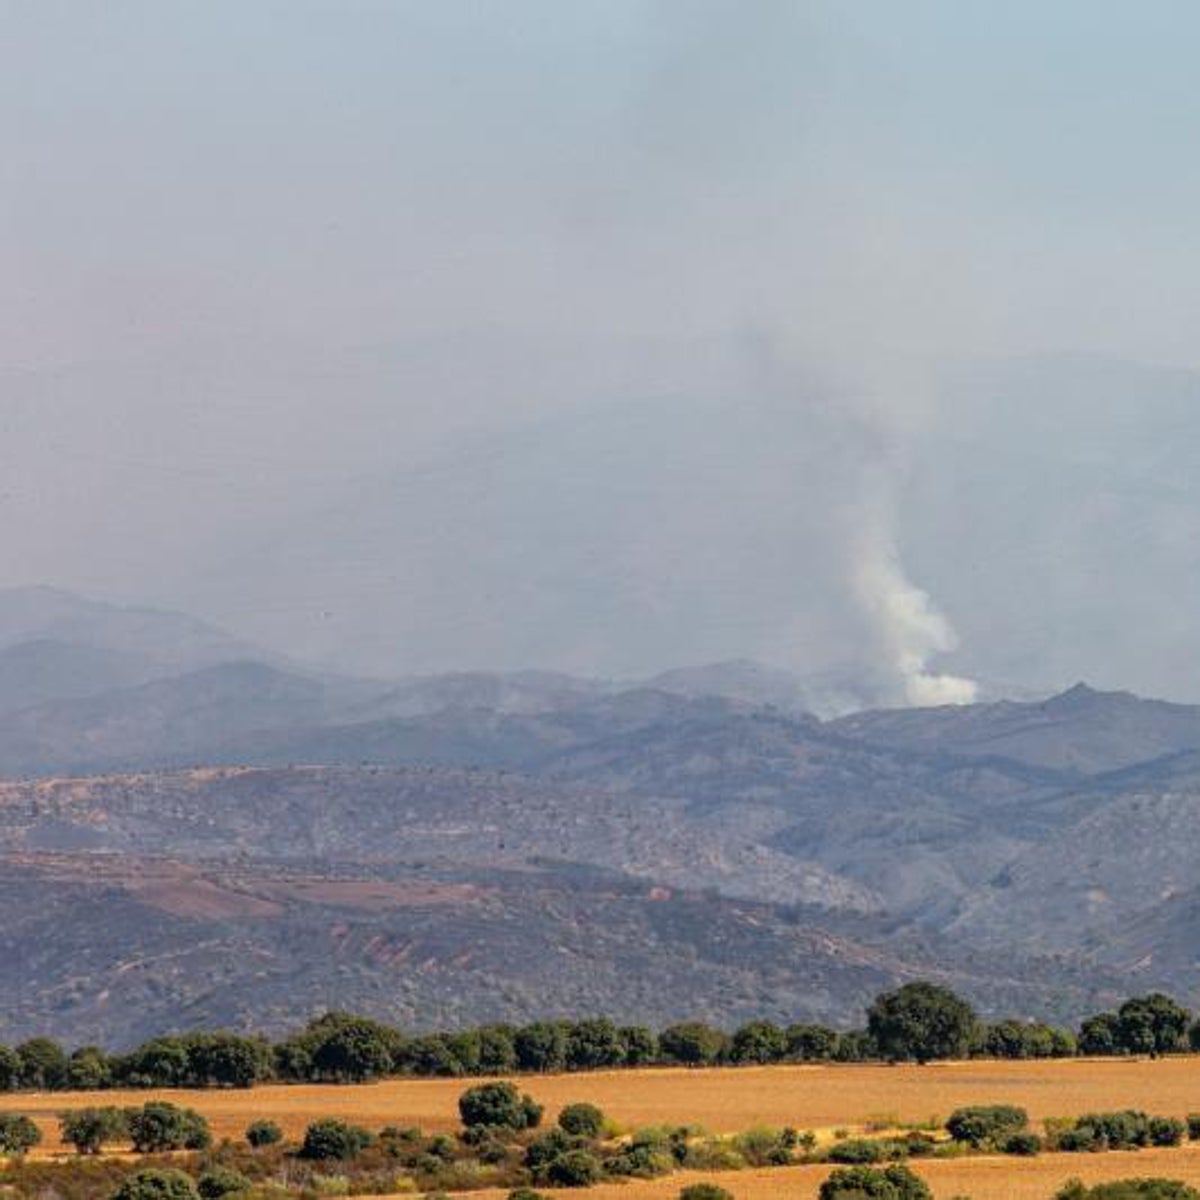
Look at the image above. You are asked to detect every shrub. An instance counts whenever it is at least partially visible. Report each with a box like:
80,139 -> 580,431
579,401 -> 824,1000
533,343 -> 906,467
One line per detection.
300,1119 -> 374,1160
60,1107 -> 129,1154
827,1138 -> 886,1164
525,1129 -> 582,1172
0,1113 -> 42,1156
111,1169 -> 200,1200
458,1081 -> 542,1131
246,1119 -> 284,1147
545,1148 -> 602,1187
558,1103 -> 604,1138
196,1168 -> 251,1199
1001,1131 -> 1042,1156
1149,1117 -> 1186,1147
1055,1181 -> 1200,1200
820,1164 -> 932,1200
680,1186 -> 735,1200
945,1105 -> 1028,1147
127,1103 -> 211,1152
733,1125 -> 791,1166
1187,1114 -> 1200,1141
606,1142 -> 675,1178
507,1191 -> 550,1200
1074,1111 -> 1152,1150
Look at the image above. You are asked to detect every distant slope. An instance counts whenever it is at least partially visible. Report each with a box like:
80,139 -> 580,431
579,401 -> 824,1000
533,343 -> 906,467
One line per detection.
0,853 -> 1119,1047
0,638 -> 160,713
831,683 -> 1200,774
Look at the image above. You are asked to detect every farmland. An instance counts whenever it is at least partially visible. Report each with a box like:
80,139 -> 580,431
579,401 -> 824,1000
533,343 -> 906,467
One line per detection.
8,1057 -> 1200,1196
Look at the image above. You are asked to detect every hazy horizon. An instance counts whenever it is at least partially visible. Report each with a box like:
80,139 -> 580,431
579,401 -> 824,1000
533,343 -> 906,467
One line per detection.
4,3 -> 1200,705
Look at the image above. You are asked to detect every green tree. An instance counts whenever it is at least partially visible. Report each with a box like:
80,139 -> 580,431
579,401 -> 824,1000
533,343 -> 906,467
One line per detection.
866,982 -> 976,1064
300,1118 -> 373,1160
307,1014 -> 398,1082
459,1081 -> 542,1131
729,1020 -> 786,1064
564,1019 -> 624,1070
60,1107 -> 129,1155
118,1038 -> 191,1087
111,1169 -> 200,1200
186,1033 -> 272,1088
659,1023 -> 727,1066
1079,1012 -> 1121,1056
476,1025 -> 518,1074
785,1023 -> 838,1061
16,1037 -> 68,1089
617,1026 -> 659,1066
0,1113 -> 42,1156
514,1023 -> 568,1073
67,1047 -> 112,1090
0,1045 -> 19,1091
1117,995 -> 1190,1057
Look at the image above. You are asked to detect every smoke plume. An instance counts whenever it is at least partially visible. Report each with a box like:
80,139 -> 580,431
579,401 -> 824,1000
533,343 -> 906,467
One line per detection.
852,504 -> 978,707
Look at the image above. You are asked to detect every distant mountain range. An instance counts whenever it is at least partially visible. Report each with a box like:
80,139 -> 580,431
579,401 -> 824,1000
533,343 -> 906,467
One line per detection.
1,586 -> 1198,1045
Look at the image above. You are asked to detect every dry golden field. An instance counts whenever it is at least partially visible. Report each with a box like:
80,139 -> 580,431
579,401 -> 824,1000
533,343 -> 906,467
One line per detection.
6,1057 -> 1200,1196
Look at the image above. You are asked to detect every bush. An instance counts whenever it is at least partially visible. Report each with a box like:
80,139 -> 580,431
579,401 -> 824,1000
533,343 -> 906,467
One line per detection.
1055,1181 -> 1200,1200
300,1119 -> 374,1160
733,1125 -> 791,1166
820,1164 -> 932,1200
1001,1131 -> 1042,1156
60,1107 -> 129,1154
545,1148 -> 602,1187
827,1138 -> 886,1164
605,1142 -> 675,1178
1073,1111 -> 1152,1150
507,1191 -> 550,1200
0,1113 -> 42,1156
127,1103 -> 211,1152
558,1102 -> 604,1138
196,1168 -> 251,1199
1187,1114 -> 1200,1141
458,1081 -> 542,1131
1149,1117 -> 1186,1147
245,1118 -> 283,1147
680,1186 -> 735,1200
945,1105 -> 1028,1147
111,1169 -> 200,1200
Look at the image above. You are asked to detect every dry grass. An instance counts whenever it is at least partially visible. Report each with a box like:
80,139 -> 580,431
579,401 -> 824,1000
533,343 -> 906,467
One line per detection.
7,1056 -> 1200,1194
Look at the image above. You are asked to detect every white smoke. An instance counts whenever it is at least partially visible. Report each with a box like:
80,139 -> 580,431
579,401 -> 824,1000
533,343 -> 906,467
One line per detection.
852,504 -> 978,708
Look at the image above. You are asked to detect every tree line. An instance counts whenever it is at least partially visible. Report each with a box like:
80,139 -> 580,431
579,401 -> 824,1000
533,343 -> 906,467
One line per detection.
1,983 -> 1195,1091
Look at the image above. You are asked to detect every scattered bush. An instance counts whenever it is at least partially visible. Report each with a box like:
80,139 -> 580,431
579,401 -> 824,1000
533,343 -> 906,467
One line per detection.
820,1163 -> 932,1200
1001,1131 -> 1042,1156
458,1081 -> 542,1131
300,1119 -> 374,1160
1055,1180 -> 1200,1200
1149,1117 -> 1186,1147
60,1107 -> 129,1154
1187,1114 -> 1200,1142
544,1147 -> 602,1187
827,1138 -> 886,1164
111,1169 -> 200,1200
557,1103 -> 604,1138
679,1185 -> 734,1200
245,1118 -> 283,1147
196,1167 -> 251,1199
945,1105 -> 1028,1148
127,1103 -> 211,1153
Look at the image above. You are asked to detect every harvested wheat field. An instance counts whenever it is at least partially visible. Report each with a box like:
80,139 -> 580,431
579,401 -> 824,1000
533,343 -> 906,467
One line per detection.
8,1057 -> 1200,1195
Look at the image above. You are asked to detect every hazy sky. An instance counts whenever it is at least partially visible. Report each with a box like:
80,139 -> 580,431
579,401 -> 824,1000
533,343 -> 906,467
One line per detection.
3,3 -> 1199,701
